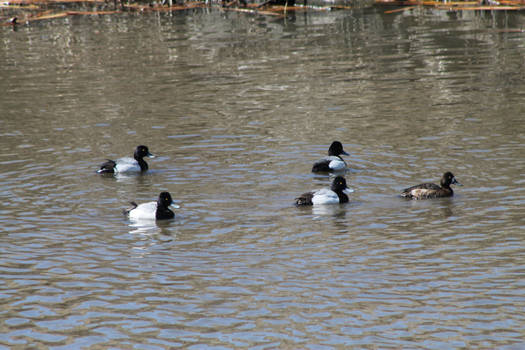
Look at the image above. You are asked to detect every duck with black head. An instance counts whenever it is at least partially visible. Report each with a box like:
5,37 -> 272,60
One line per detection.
97,145 -> 155,174
124,192 -> 180,220
401,172 -> 462,200
295,176 -> 353,206
312,141 -> 350,173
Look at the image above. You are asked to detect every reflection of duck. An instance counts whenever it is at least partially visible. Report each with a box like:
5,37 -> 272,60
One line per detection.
128,220 -> 162,236
295,176 -> 353,206
124,192 -> 180,220
127,215 -> 177,237
312,203 -> 347,218
401,172 -> 462,200
440,205 -> 454,218
312,141 -> 349,173
98,145 -> 155,174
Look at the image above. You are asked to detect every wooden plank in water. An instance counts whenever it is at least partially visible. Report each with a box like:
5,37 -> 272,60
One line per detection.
438,5 -> 525,9
27,12 -> 69,20
0,3 -> 40,8
384,5 -> 415,12
6,0 -> 105,3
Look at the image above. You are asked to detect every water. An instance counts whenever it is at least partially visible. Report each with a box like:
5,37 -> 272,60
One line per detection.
1,7 -> 525,348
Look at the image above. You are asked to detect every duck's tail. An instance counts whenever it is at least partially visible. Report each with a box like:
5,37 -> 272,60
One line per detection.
97,159 -> 116,174
123,201 -> 138,215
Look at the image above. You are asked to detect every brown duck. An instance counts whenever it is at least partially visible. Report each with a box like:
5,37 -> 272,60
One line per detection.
401,172 -> 462,199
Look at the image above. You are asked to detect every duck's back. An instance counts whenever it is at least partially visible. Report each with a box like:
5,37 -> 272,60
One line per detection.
115,157 -> 141,173
311,188 -> 340,205
129,201 -> 157,220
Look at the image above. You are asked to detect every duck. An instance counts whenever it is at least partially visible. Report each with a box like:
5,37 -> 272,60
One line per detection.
124,192 -> 180,220
295,176 -> 353,206
97,145 -> 154,174
401,172 -> 462,199
312,141 -> 349,173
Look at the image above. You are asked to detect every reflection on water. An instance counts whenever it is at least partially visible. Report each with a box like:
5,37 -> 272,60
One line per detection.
128,218 -> 176,236
1,7 -> 525,349
311,203 -> 348,219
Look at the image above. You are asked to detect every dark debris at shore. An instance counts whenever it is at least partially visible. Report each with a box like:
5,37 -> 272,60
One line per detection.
0,0 -> 353,27
2,0 -> 525,27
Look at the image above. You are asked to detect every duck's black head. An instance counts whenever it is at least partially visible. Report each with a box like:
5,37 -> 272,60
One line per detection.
331,176 -> 348,193
134,145 -> 154,160
331,176 -> 351,203
441,172 -> 462,188
157,191 -> 173,208
156,191 -> 176,220
328,141 -> 349,157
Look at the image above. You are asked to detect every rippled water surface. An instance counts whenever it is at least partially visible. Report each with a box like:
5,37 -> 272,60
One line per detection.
1,7 -> 525,348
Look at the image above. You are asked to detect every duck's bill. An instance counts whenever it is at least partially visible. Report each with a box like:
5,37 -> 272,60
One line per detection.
343,188 -> 354,194
452,178 -> 463,186
341,150 -> 350,156
170,204 -> 181,209
147,153 -> 155,158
